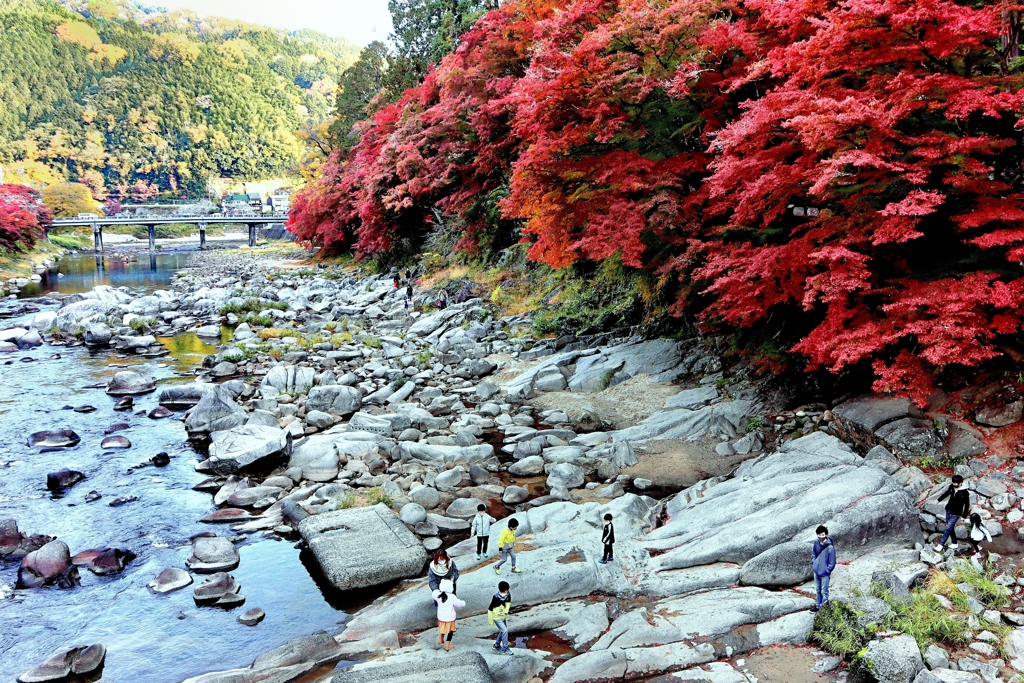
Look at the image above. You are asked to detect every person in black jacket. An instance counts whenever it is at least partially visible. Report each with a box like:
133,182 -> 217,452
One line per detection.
599,513 -> 615,564
934,474 -> 970,553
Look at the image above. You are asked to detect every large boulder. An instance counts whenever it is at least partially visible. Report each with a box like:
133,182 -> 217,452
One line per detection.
185,537 -> 240,573
17,540 -> 79,588
17,644 -> 106,683
261,365 -> 315,396
299,504 -> 429,591
159,383 -> 214,409
854,633 -> 924,683
83,322 -> 113,346
208,425 -> 289,475
643,432 -> 917,586
105,371 -> 156,396
306,385 -> 362,416
399,442 -> 495,467
185,387 -> 247,436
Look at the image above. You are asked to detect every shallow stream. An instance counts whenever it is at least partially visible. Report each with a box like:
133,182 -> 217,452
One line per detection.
1,252 -> 348,682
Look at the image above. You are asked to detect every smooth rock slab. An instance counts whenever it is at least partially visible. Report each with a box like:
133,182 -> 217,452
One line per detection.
334,651 -> 493,683
299,503 -> 429,591
149,567 -> 193,593
239,607 -> 265,626
193,572 -> 240,604
100,435 -> 131,449
186,536 -> 240,573
30,430 -> 81,449
18,644 -> 106,683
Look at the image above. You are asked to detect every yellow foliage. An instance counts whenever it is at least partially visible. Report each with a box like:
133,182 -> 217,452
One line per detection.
217,39 -> 254,70
1,161 -> 64,189
148,34 -> 201,66
55,22 -> 127,65
55,22 -> 102,50
42,182 -> 101,218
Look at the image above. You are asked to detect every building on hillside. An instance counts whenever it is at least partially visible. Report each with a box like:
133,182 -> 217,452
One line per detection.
247,192 -> 265,213
269,189 -> 291,214
222,193 -> 251,214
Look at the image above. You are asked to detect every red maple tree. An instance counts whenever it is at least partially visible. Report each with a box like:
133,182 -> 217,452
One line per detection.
0,184 -> 51,252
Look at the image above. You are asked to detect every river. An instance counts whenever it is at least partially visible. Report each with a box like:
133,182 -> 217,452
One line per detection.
1,251 -> 349,683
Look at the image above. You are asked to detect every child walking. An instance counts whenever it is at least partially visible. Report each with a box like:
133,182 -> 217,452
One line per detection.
472,504 -> 496,560
494,518 -> 521,575
968,513 -> 992,562
599,513 -> 615,564
488,580 -> 514,655
433,579 -> 465,651
935,474 -> 970,552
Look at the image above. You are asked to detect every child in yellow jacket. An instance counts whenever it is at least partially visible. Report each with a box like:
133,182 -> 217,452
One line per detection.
494,518 -> 521,575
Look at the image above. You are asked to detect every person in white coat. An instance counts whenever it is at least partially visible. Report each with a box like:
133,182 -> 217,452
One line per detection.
472,504 -> 496,560
432,579 -> 466,651
968,512 -> 992,562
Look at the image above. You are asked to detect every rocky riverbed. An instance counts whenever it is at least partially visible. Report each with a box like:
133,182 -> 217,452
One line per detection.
7,247 -> 1024,683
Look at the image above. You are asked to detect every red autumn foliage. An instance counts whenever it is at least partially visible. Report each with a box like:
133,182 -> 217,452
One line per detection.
290,0 -> 1024,405
0,184 -> 50,252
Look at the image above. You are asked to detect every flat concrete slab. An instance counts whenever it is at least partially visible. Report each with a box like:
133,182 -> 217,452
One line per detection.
333,651 -> 493,683
299,503 -> 428,591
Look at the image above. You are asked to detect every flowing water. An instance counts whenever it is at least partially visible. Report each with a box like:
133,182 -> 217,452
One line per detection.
16,252 -> 194,298
0,254 -> 348,682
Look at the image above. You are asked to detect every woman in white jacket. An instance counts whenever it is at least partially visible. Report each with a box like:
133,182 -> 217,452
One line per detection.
433,579 -> 466,651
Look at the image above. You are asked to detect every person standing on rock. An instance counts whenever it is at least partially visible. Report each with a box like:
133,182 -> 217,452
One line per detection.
812,525 -> 836,611
967,512 -> 992,563
599,513 -> 615,564
428,549 -> 460,593
472,504 -> 496,560
488,580 -> 514,655
433,578 -> 465,652
935,474 -> 970,553
494,518 -> 521,575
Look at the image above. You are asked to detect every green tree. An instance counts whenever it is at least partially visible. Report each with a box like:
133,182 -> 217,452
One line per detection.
329,41 -> 390,150
385,0 -> 497,94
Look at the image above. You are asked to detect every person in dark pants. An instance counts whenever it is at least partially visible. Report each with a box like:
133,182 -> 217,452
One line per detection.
812,525 -> 836,611
599,513 -> 615,564
935,474 -> 970,553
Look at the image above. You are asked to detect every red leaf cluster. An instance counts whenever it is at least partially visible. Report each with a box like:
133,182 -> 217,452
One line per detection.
0,184 -> 50,252
289,0 -> 1024,404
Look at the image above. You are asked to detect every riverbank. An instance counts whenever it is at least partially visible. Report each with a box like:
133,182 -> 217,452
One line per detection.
5,248 -> 1024,683
0,240 -> 65,283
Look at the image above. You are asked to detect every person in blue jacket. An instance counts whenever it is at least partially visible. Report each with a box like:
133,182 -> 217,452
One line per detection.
812,525 -> 837,611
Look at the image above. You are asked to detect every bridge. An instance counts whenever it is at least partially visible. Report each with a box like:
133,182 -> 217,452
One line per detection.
49,214 -> 289,250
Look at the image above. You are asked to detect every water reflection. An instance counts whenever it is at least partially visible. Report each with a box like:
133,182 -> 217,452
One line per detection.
17,252 -> 192,298
156,332 -> 223,374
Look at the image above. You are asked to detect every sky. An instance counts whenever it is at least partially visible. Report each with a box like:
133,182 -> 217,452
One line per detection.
152,0 -> 394,46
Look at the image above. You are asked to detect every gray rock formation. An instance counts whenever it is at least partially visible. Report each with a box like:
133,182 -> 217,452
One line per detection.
300,504 -> 429,590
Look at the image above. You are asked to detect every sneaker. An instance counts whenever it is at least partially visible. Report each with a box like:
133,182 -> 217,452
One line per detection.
492,643 -> 500,650
598,559 -> 607,564
932,544 -> 943,552
475,554 -> 481,561
810,606 -> 819,613
949,542 -> 959,550
511,568 -> 522,574
501,648 -> 515,656
494,566 -> 501,575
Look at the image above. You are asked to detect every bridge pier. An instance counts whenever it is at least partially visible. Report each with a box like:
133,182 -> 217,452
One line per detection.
198,222 -> 207,249
148,224 -> 156,251
248,224 -> 257,248
92,223 -> 103,252
149,253 -> 157,271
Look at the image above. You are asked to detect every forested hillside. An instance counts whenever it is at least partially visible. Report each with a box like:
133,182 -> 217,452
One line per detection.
0,0 -> 360,196
289,0 -> 1024,404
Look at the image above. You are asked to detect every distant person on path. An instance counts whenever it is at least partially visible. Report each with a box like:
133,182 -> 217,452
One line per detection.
405,268 -> 412,281
968,512 -> 992,562
472,504 -> 496,560
494,518 -> 521,575
599,513 -> 615,564
437,291 -> 448,310
406,284 -> 413,300
812,525 -> 836,612
427,549 -> 460,593
935,474 -> 970,553
432,578 -> 465,652
393,273 -> 400,288
488,580 -> 514,655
